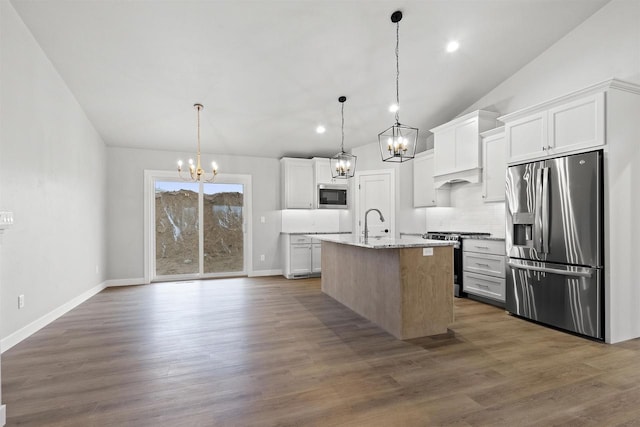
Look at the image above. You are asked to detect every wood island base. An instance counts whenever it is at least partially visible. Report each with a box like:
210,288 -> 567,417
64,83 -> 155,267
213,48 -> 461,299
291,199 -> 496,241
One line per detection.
321,241 -> 454,340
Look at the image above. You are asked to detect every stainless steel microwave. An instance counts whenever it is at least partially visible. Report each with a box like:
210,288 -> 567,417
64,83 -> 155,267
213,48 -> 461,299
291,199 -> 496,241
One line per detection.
318,184 -> 348,209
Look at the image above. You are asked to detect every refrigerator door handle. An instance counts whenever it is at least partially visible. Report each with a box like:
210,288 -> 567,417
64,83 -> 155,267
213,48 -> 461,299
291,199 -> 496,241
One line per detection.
507,260 -> 593,278
533,168 -> 544,252
542,167 -> 550,254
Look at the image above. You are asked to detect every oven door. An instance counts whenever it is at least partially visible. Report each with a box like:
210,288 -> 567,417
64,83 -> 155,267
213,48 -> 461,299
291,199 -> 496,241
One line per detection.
318,185 -> 348,209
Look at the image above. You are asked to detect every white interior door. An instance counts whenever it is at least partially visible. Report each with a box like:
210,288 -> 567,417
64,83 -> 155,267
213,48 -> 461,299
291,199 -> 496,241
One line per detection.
356,170 -> 395,239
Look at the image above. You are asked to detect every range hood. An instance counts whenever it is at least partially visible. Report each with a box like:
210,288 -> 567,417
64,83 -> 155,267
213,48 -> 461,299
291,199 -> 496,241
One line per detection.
434,167 -> 482,188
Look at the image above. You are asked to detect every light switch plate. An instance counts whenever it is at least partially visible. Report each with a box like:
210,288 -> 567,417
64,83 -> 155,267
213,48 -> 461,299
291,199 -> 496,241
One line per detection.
422,247 -> 434,256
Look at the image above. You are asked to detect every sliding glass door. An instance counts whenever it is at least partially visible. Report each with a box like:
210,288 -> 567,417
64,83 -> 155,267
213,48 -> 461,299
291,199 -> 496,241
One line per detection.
146,171 -> 251,282
202,183 -> 244,274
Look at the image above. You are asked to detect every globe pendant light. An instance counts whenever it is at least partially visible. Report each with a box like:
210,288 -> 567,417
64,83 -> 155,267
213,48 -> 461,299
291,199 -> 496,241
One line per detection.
378,10 -> 418,163
331,96 -> 357,179
177,103 -> 219,182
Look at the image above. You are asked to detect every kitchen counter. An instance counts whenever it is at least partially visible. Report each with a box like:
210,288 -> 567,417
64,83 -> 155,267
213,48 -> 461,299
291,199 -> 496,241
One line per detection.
318,235 -> 454,339
281,231 -> 352,235
311,234 -> 455,249
461,236 -> 505,241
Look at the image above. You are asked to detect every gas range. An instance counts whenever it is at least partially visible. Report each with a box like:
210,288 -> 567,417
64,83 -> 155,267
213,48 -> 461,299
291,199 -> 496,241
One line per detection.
421,231 -> 491,298
422,231 -> 491,241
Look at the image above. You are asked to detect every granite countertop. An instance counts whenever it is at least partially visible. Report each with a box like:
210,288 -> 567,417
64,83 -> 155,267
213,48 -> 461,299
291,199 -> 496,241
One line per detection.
461,236 -> 505,241
400,232 -> 505,242
281,231 -> 352,235
310,234 -> 456,249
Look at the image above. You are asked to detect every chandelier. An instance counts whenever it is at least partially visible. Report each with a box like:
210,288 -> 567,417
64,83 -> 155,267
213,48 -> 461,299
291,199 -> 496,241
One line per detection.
177,103 -> 218,182
378,10 -> 418,163
331,96 -> 357,179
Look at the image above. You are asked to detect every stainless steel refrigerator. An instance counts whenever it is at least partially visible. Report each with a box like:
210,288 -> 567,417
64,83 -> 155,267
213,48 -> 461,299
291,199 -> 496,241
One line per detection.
505,150 -> 603,340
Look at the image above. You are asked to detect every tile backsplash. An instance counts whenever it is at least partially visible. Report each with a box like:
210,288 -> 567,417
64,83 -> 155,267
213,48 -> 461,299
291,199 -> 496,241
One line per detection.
425,183 -> 505,237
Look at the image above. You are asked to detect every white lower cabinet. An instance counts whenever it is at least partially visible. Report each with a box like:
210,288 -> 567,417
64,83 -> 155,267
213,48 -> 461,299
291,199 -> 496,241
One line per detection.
283,235 -> 321,278
311,242 -> 322,274
462,238 -> 506,304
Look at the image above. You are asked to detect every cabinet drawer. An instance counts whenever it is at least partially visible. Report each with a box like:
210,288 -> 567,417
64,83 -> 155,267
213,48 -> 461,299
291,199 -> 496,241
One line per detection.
463,272 -> 505,302
463,239 -> 505,256
290,235 -> 312,244
463,252 -> 505,278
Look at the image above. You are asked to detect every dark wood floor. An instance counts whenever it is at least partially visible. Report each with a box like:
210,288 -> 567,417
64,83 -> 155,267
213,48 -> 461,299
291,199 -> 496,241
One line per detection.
3,277 -> 640,426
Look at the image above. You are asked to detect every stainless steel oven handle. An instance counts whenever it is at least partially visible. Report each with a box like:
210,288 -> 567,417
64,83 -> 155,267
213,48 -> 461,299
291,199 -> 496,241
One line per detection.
507,261 -> 592,278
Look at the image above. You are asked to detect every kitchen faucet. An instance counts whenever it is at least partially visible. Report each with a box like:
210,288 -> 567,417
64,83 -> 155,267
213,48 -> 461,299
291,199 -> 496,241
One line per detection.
364,208 -> 385,242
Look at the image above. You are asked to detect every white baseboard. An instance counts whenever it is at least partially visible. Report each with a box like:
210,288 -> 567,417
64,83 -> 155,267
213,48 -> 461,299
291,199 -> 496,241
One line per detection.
105,277 -> 146,287
1,282 -> 107,354
248,269 -> 283,277
0,404 -> 5,426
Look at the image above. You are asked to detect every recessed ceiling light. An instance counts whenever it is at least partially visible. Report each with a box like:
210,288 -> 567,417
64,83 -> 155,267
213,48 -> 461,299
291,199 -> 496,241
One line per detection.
389,104 -> 399,113
446,40 -> 460,53
316,125 -> 326,134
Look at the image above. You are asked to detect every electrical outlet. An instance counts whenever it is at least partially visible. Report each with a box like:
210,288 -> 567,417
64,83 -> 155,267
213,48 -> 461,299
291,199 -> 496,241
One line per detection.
260,216 -> 266,224
18,294 -> 24,309
95,265 -> 100,274
260,254 -> 265,261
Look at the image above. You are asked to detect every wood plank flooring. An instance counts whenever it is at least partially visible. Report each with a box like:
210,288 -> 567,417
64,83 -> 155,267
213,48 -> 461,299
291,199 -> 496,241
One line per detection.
3,276 -> 640,426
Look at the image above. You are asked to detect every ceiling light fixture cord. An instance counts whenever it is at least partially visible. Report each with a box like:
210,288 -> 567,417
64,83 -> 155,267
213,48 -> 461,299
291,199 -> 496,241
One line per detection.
341,101 -> 345,153
395,19 -> 400,124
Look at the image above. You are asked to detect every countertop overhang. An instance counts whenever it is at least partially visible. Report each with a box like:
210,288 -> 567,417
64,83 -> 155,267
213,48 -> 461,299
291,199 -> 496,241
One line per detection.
309,234 -> 456,249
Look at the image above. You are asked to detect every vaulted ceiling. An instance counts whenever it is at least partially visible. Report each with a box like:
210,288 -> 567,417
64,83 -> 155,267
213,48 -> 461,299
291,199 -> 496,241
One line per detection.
11,0 -> 610,158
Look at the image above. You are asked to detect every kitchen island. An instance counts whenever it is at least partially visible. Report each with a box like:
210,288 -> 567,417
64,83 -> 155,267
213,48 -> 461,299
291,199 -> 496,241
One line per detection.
312,234 -> 455,340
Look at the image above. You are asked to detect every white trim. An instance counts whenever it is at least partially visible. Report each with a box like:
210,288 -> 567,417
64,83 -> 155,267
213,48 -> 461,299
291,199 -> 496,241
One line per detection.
1,282 -> 107,353
105,278 -> 146,287
429,109 -> 500,133
0,404 -> 5,426
498,78 -> 640,123
248,269 -> 283,277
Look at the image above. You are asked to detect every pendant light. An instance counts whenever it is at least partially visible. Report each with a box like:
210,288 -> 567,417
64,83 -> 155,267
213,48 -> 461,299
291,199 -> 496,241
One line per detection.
331,96 -> 357,179
378,10 -> 418,163
177,103 -> 219,182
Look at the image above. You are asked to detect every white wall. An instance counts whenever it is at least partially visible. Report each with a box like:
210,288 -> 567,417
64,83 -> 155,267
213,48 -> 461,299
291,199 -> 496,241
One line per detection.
0,0 -> 107,344
106,147 -> 282,280
461,0 -> 640,116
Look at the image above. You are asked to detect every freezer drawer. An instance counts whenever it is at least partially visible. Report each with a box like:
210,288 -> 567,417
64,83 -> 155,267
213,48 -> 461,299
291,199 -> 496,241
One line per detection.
463,272 -> 505,302
506,259 -> 602,340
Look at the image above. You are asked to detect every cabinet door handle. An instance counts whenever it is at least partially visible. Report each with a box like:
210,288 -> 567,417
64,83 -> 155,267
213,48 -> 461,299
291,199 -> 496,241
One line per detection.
476,263 -> 491,268
475,245 -> 489,249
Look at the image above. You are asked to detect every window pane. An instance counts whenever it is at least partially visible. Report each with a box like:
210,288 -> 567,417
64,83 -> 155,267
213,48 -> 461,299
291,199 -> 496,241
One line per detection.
155,181 -> 200,276
203,183 -> 244,274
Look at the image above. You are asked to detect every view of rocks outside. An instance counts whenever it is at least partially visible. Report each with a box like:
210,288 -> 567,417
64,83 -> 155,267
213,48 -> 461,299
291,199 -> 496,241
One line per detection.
155,182 -> 243,276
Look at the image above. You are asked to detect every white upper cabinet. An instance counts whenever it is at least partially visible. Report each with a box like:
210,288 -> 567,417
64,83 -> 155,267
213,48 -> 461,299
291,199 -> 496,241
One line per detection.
281,158 -> 314,209
431,110 -> 500,185
413,150 -> 450,208
548,92 -> 605,153
313,157 -> 335,185
501,91 -> 605,164
481,127 -> 506,202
